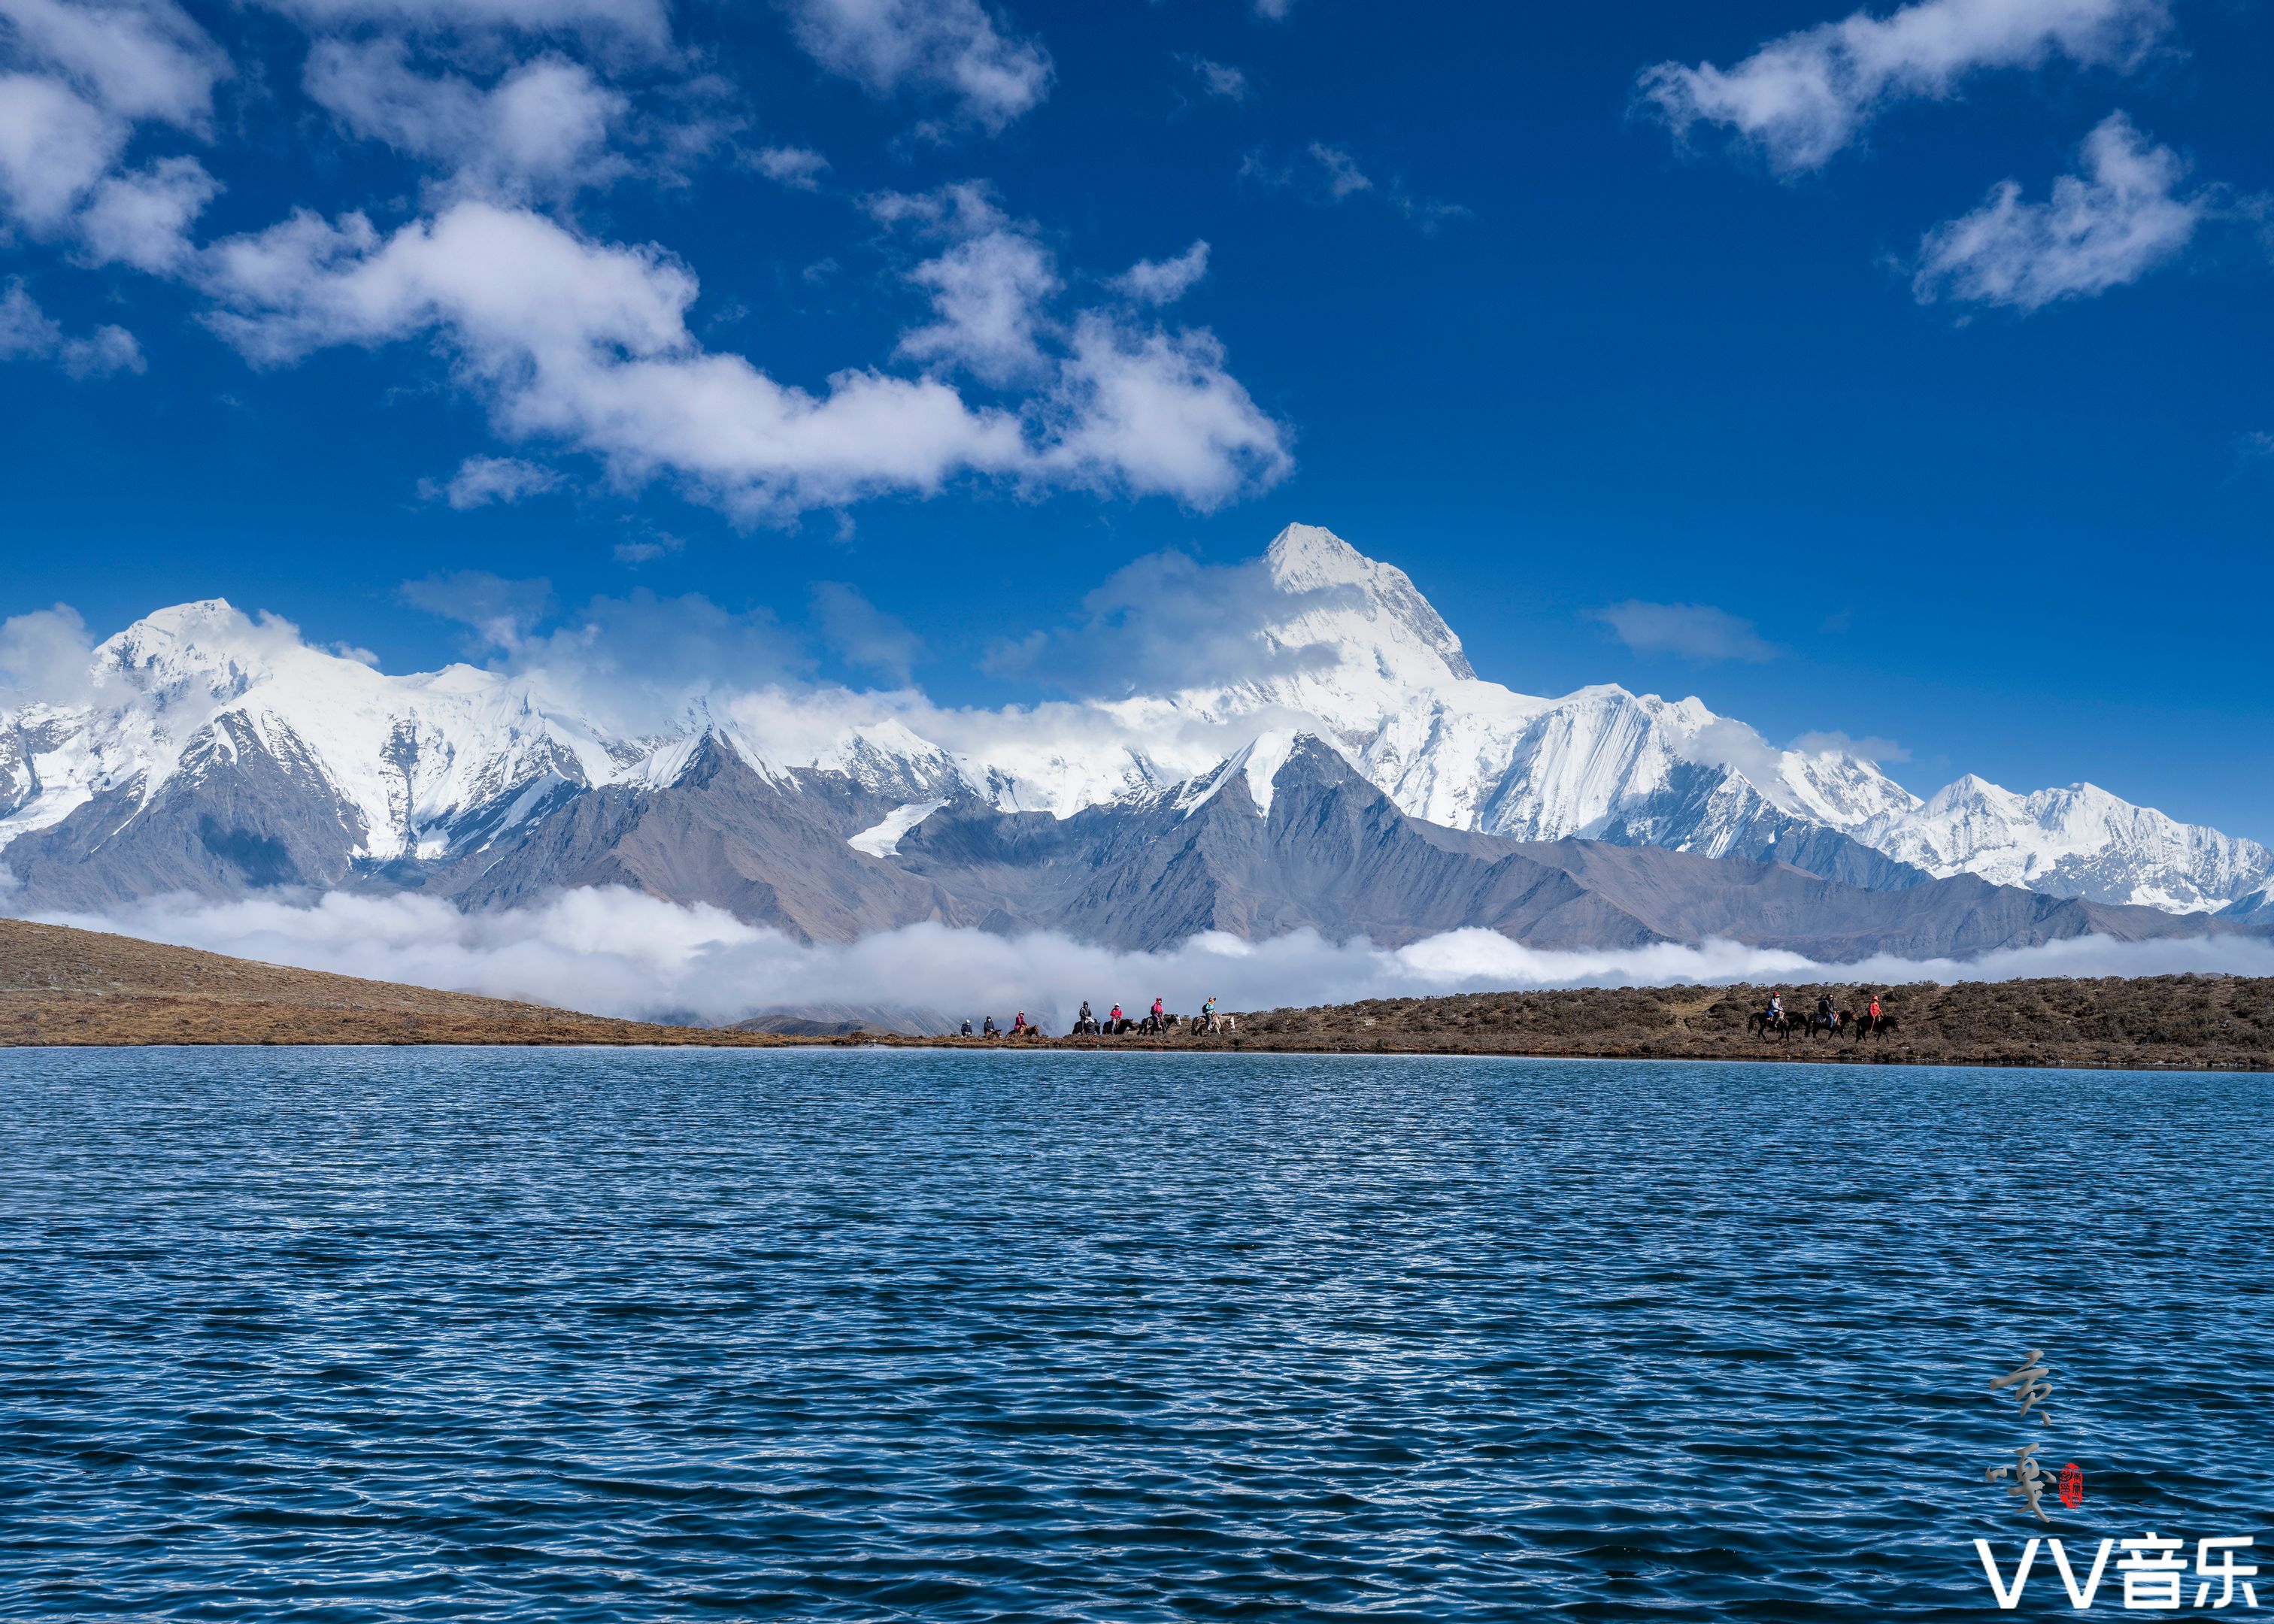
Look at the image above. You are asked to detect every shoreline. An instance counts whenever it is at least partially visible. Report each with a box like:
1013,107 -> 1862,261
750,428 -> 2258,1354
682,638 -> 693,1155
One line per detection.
5,919 -> 2268,1073
8,1022 -> 2270,1075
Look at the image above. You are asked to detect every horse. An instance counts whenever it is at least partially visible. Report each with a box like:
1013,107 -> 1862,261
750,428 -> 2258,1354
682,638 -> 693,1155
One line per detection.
1848,1012 -> 1899,1043
1748,1007 -> 1797,1041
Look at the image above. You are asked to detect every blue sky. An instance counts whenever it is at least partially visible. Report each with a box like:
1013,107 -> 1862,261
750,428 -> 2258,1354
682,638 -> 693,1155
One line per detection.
2,0 -> 2269,839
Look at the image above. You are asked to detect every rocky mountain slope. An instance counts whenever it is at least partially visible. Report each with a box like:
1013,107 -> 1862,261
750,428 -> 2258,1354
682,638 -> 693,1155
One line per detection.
3,526 -> 2266,944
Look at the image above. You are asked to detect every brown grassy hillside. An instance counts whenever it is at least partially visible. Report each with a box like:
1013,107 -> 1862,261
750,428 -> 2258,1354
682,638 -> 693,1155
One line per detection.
1211,977 -> 2274,1070
0,918 -> 784,1047
5,916 -> 2268,1068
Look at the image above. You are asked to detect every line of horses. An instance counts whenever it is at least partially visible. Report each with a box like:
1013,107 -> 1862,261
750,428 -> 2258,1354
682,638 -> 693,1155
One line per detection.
1748,1005 -> 1900,1044
970,1009 -> 1239,1041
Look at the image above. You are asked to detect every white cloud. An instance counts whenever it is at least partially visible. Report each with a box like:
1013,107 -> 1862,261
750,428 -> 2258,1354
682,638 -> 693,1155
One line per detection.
27,886 -> 2274,1030
1308,141 -> 1372,199
0,1 -> 223,264
197,200 -> 1035,521
1036,314 -> 1291,508
897,218 -> 1060,385
0,71 -> 121,229
1912,111 -> 2208,310
256,0 -> 670,48
399,568 -> 556,651
75,153 -> 216,271
1790,730 -> 1912,765
987,549 -> 1345,697
1182,56 -> 1249,103
0,0 -> 229,129
1252,0 -> 1294,20
304,39 -> 630,200
785,0 -> 1052,135
423,453 -> 562,509
747,144 -> 828,189
1242,141 -> 1467,232
1110,240 -> 1209,305
0,600 -> 103,707
1638,0 -> 2171,174
1593,600 -> 1779,663
0,277 -> 142,374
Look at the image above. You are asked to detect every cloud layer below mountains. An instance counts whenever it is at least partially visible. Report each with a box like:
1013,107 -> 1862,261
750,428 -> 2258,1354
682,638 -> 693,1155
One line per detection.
23,886 -> 2274,1029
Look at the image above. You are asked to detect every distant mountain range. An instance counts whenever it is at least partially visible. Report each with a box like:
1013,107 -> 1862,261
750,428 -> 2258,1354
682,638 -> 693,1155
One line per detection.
4,524 -> 2268,961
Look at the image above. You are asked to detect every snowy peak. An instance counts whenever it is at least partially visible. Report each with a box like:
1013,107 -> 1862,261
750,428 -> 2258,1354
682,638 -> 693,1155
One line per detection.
4,526 -> 2266,922
1260,523 -> 1476,686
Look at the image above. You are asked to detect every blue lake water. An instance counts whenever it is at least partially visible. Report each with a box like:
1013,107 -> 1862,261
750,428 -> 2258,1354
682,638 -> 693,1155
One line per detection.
2,1048 -> 2269,1621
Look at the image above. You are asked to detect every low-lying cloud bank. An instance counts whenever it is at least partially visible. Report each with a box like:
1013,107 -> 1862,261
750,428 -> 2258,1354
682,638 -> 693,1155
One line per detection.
21,886 -> 2274,1031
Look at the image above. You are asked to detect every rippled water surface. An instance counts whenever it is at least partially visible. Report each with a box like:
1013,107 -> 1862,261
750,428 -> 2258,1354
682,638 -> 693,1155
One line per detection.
2,1048 -> 2269,1621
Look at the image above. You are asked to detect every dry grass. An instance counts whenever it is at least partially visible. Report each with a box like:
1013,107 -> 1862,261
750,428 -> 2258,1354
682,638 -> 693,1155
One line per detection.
7,917 -> 2268,1068
1205,977 -> 2274,1070
0,917 -> 786,1047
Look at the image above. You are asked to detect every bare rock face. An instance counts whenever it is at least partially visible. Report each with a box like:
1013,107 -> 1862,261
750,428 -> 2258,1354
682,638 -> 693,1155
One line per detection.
2,713 -> 370,909
5,535 -> 2270,935
1,707 -> 2253,964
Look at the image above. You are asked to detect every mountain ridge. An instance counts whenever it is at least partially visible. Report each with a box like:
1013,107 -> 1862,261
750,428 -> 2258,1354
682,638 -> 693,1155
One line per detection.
3,524 -> 2266,934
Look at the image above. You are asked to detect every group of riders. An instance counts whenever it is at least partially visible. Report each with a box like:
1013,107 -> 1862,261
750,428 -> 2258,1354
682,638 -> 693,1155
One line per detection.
959,995 -> 1229,1041
1754,989 -> 1893,1041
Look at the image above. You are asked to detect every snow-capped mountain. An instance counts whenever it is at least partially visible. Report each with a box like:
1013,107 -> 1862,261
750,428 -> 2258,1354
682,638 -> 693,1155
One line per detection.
2,524 -> 2266,922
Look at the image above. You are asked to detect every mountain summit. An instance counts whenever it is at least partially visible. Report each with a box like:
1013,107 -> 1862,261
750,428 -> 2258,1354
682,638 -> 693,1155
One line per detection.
3,526 -> 2266,927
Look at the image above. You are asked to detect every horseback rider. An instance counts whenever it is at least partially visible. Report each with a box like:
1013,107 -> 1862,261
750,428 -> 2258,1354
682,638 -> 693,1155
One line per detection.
1077,999 -> 1093,1034
1817,992 -> 1834,1029
1108,1004 -> 1123,1032
1148,996 -> 1165,1033
1767,990 -> 1784,1023
1202,995 -> 1217,1031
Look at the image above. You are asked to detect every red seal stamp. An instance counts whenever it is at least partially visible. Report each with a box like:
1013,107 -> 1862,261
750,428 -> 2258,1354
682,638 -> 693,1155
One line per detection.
2057,1462 -> 2083,1510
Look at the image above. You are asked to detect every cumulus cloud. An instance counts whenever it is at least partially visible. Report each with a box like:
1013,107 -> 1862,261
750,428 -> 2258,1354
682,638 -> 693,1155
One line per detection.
422,453 -> 563,508
196,200 -> 1034,520
785,0 -> 1052,135
1912,112 -> 2209,311
897,211 -> 1060,384
75,153 -> 218,271
1035,314 -> 1291,506
24,886 -> 2274,1030
1111,240 -> 1209,305
747,144 -> 828,189
1637,0 -> 2171,174
190,196 -> 1284,521
0,0 -> 226,262
1593,600 -> 1779,663
256,0 -> 672,49
0,0 -> 229,130
304,39 -> 630,200
0,601 -> 103,707
0,278 -> 142,375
